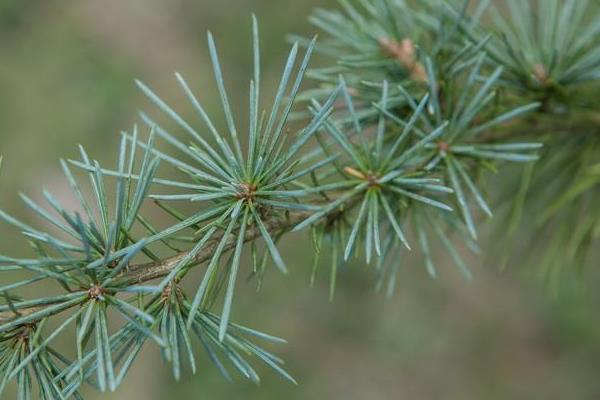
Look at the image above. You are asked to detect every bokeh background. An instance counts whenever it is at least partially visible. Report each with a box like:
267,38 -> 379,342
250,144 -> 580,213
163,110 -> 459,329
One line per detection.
1,1 -> 600,399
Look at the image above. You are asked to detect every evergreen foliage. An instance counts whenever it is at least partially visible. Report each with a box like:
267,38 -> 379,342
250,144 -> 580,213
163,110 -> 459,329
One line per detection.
0,1 -> 598,397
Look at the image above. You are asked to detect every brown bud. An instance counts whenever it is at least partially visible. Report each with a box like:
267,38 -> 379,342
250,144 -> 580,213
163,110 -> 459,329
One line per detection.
437,141 -> 450,153
532,64 -> 549,85
88,285 -> 105,300
344,166 -> 367,180
378,37 -> 427,82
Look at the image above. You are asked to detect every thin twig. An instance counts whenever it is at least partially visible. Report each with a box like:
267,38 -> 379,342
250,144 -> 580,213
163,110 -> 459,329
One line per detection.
0,209 -> 312,325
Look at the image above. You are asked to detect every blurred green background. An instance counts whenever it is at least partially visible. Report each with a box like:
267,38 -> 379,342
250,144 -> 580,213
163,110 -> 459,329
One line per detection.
1,1 -> 599,399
